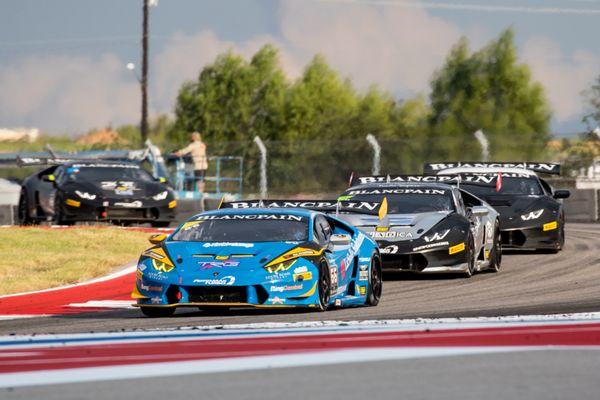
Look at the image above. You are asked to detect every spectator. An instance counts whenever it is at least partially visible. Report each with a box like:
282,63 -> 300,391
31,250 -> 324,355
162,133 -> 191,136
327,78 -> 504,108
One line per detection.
174,132 -> 208,193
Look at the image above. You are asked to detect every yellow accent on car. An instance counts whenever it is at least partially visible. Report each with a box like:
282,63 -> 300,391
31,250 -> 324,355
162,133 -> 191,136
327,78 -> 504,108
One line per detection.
152,258 -> 175,273
378,197 -> 388,220
65,198 -> 81,207
449,242 -> 466,255
297,281 -> 318,298
376,226 -> 389,232
293,271 -> 313,282
543,221 -> 558,231
264,259 -> 297,274
265,247 -> 324,268
168,200 -> 177,209
142,247 -> 174,267
148,233 -> 167,244
358,285 -> 366,296
131,285 -> 148,299
215,255 -> 229,260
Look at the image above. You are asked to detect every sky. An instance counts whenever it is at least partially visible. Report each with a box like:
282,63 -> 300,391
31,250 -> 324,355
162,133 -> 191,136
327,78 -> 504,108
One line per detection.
0,0 -> 599,137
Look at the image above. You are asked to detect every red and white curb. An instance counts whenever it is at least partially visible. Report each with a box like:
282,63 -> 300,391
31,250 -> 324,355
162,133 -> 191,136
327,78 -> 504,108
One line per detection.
1,313 -> 600,388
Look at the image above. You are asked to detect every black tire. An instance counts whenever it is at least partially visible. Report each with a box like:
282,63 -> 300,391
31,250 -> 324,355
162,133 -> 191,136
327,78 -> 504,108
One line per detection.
488,225 -> 502,272
17,190 -> 34,225
52,193 -> 71,225
151,221 -> 171,228
140,306 -> 176,318
366,255 -> 382,306
556,222 -> 565,252
316,260 -> 331,311
464,234 -> 476,278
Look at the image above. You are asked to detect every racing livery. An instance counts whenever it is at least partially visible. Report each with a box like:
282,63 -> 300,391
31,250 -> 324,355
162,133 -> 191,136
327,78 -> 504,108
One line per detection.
17,157 -> 176,226
338,178 -> 502,276
424,162 -> 570,252
132,205 -> 382,317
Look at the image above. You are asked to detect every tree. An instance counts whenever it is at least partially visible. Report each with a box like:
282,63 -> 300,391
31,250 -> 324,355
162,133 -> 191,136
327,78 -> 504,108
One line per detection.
427,29 -> 552,161
583,75 -> 600,130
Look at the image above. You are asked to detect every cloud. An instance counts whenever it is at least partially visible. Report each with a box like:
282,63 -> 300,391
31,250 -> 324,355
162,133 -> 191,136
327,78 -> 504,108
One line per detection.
0,53 -> 138,134
522,36 -> 600,122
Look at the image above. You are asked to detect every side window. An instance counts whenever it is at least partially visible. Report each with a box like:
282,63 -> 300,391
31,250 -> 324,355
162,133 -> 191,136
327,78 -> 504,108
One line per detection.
454,191 -> 466,215
313,216 -> 331,245
460,189 -> 482,208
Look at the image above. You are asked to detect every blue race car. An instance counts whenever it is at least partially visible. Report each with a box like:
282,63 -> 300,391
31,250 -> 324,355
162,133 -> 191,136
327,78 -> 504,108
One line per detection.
132,202 -> 382,317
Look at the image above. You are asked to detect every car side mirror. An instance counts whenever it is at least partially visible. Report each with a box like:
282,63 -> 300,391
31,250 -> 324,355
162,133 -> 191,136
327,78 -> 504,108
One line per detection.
149,233 -> 167,245
470,206 -> 489,216
330,233 -> 351,247
553,190 -> 570,199
42,174 -> 55,183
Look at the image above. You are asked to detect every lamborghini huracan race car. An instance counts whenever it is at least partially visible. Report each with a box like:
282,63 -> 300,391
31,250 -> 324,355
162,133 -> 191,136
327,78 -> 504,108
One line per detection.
424,162 -> 570,252
132,202 -> 383,317
17,157 -> 176,226
338,176 -> 502,276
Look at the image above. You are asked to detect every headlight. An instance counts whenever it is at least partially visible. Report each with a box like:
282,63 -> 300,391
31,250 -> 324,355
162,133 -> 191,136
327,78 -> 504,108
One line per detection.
153,191 -> 169,201
264,259 -> 297,274
75,190 -> 96,200
151,258 -> 174,273
423,229 -> 450,243
521,209 -> 543,221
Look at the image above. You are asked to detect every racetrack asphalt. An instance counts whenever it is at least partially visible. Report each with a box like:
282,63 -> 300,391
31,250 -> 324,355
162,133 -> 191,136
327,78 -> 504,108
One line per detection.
4,349 -> 600,400
1,223 -> 599,335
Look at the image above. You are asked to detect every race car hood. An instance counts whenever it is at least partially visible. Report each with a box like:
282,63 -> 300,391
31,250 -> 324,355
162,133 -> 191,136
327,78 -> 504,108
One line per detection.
163,240 -> 304,278
62,179 -> 167,201
338,211 -> 451,242
476,195 -> 559,229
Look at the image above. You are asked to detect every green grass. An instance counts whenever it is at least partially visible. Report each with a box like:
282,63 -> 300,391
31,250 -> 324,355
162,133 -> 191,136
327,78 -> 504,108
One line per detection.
0,227 -> 152,295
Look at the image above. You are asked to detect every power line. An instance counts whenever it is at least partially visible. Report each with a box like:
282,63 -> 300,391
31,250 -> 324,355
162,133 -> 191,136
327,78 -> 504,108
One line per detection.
312,0 -> 600,15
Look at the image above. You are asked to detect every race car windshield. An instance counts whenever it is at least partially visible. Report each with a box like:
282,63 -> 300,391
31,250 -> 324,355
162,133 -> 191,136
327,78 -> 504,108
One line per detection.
461,177 -> 543,196
171,217 -> 309,242
66,166 -> 154,182
345,193 -> 455,213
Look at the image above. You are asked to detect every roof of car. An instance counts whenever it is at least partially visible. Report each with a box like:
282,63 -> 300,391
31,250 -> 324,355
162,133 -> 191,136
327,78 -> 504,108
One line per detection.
346,182 -> 455,191
193,207 -> 317,219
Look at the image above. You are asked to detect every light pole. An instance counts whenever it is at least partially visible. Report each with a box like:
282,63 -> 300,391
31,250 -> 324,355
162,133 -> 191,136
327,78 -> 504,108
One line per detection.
140,0 -> 158,144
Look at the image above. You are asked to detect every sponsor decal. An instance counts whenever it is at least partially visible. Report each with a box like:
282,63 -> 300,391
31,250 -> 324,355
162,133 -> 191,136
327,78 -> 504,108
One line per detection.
199,261 -> 240,269
425,162 -> 560,174
114,200 -> 142,208
270,284 -> 303,293
144,272 -> 169,281
358,285 -> 367,295
293,265 -> 312,281
381,245 -> 399,254
196,214 -> 304,222
449,242 -> 466,255
203,242 -> 254,248
413,241 -> 449,252
151,296 -> 162,304
227,201 -> 380,211
543,221 -> 558,231
65,198 -> 81,207
265,271 -> 292,282
139,282 -> 162,292
347,189 -> 447,195
269,296 -> 284,304
335,284 -> 347,295
151,258 -> 174,273
357,175 -> 460,184
193,276 -> 236,285
359,270 -> 369,281
359,257 -> 370,262
376,226 -> 389,232
137,263 -> 147,271
369,231 -> 413,239
215,255 -> 230,260
294,266 -> 308,274
334,299 -> 342,306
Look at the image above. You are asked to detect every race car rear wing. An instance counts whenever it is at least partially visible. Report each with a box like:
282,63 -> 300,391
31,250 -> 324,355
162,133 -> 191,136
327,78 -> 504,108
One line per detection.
423,162 -> 561,175
220,199 -> 385,216
350,174 -> 462,186
16,156 -> 139,168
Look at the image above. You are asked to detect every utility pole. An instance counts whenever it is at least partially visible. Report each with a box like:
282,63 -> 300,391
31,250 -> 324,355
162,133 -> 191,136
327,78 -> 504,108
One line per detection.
141,0 -> 149,143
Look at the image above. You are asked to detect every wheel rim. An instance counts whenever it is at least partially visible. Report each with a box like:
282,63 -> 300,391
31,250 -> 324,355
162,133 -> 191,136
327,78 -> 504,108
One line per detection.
370,258 -> 382,301
494,230 -> 502,269
468,239 -> 475,274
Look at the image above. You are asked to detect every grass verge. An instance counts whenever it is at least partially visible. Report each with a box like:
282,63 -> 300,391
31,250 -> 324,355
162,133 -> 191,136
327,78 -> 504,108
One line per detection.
0,227 -> 152,295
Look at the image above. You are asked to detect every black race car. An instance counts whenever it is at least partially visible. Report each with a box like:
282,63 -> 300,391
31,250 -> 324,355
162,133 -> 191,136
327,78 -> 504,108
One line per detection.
17,157 -> 176,226
337,179 -> 501,276
424,162 -> 570,252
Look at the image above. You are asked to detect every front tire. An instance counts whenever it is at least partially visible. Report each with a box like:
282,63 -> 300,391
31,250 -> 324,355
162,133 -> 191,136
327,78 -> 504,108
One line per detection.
488,225 -> 502,272
464,234 -> 476,278
366,255 -> 382,306
140,306 -> 176,318
316,260 -> 331,311
18,190 -> 34,225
